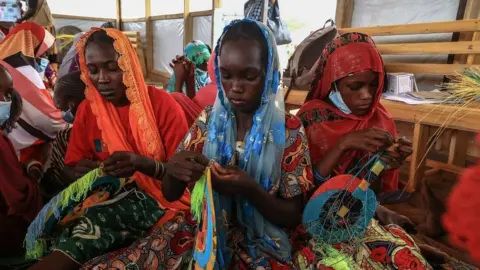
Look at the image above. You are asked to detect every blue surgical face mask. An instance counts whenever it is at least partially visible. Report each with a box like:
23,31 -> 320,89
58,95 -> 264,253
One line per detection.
329,83 -> 352,114
35,58 -> 49,73
62,109 -> 74,124
0,101 -> 12,126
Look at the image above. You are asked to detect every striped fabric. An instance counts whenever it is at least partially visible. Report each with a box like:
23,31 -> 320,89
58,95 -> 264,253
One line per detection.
0,22 -> 66,156
42,127 -> 71,198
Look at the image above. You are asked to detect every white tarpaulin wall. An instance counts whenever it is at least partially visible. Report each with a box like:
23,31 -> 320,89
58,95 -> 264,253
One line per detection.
351,0 -> 460,90
193,16 -> 213,48
48,0 -> 116,18
122,22 -> 147,49
55,19 -> 112,33
153,19 -> 185,73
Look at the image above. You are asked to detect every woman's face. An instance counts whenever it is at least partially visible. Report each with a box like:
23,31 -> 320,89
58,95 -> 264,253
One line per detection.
85,42 -> 127,106
0,67 -> 13,101
219,39 -> 265,114
53,85 -> 81,115
336,70 -> 379,116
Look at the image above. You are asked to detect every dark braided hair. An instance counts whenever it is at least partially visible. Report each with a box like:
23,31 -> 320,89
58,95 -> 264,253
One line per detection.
86,29 -> 115,47
0,65 -> 22,134
100,22 -> 116,29
55,71 -> 86,105
219,21 -> 269,72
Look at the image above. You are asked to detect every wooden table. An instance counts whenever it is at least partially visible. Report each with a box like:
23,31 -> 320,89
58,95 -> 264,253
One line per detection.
285,89 -> 480,191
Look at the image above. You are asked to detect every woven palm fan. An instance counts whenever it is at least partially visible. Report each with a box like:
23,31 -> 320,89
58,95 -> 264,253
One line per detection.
303,154 -> 387,246
191,165 -> 217,269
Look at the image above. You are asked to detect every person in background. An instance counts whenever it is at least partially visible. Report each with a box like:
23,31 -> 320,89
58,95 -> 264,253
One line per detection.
170,50 -> 217,126
17,0 -> 53,28
167,40 -> 211,98
28,28 -> 189,270
293,32 -> 432,269
0,64 -> 43,258
58,23 -> 114,78
58,33 -> 84,78
0,22 -> 66,178
193,50 -> 217,108
41,71 -> 86,199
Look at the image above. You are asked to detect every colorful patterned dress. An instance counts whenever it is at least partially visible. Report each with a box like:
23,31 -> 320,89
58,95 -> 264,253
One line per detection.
83,107 -> 314,269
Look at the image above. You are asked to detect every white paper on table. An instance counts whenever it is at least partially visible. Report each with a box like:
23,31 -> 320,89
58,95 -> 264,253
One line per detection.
382,93 -> 441,105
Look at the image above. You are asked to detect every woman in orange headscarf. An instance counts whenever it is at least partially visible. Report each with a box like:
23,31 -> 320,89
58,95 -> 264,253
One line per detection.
28,28 -> 190,269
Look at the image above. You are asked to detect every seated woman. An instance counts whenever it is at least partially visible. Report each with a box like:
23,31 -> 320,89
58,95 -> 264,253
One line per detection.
294,32 -> 431,269
167,40 -> 211,98
58,33 -> 84,78
28,28 -> 190,269
83,19 -> 313,269
41,71 -> 86,198
0,22 -> 66,178
0,64 -> 43,258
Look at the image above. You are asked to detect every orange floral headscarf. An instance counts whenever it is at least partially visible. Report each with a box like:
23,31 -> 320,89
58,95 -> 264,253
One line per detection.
76,28 -> 189,211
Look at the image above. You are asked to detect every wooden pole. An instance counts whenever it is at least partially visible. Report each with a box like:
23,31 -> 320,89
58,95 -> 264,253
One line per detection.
335,0 -> 355,28
145,0 -> 152,78
211,0 -> 222,46
184,0 -> 192,47
116,0 -> 122,30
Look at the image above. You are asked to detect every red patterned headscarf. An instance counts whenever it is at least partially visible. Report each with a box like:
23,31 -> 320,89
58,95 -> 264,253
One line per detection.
297,32 -> 398,191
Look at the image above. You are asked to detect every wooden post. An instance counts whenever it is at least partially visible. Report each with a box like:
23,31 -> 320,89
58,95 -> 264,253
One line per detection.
116,0 -> 122,30
408,123 -> 430,192
211,0 -> 222,46
335,0 -> 355,28
184,0 -> 192,47
145,0 -> 152,78
454,0 -> 480,64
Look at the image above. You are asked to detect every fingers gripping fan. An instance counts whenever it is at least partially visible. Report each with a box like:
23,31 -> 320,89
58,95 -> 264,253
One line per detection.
302,158 -> 387,244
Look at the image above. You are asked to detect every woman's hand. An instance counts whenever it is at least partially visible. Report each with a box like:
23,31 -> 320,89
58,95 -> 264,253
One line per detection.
74,159 -> 100,178
210,163 -> 254,196
170,56 -> 195,82
338,127 -> 394,153
103,151 -> 148,178
165,150 -> 209,183
381,137 -> 413,170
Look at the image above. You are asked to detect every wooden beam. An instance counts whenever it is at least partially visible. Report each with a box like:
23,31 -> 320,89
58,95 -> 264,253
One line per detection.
285,90 -> 480,133
190,10 -> 214,17
381,99 -> 480,132
455,0 -> 480,64
52,14 -> 116,22
340,19 -> 480,36
335,0 -> 354,28
377,41 -> 480,55
151,13 -> 184,21
184,0 -> 192,47
145,0 -> 152,78
448,130 -> 469,167
211,0 -> 221,47
385,63 -> 480,75
116,0 -> 122,30
122,17 -> 147,23
408,123 -> 430,191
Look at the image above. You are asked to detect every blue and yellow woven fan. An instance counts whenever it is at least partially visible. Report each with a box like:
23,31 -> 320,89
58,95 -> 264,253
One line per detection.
191,165 -> 217,269
303,153 -> 388,245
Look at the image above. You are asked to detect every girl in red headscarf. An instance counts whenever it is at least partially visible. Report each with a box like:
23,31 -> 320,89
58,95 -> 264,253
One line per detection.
292,33 -> 434,269
297,32 -> 412,195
